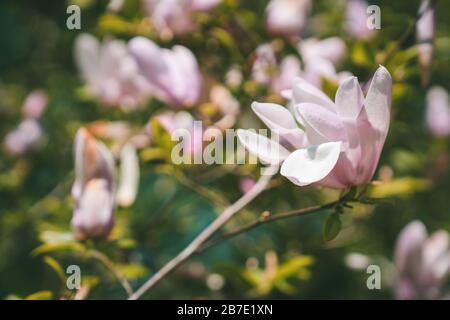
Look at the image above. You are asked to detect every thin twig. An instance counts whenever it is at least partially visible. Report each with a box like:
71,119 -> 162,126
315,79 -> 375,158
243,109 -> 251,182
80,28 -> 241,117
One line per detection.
199,200 -> 340,252
128,168 -> 276,300
88,249 -> 134,297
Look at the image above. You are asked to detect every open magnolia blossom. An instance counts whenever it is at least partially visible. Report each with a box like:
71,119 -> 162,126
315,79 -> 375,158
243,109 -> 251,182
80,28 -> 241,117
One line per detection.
395,221 -> 450,300
71,128 -> 116,239
238,66 -> 392,188
128,37 -> 202,108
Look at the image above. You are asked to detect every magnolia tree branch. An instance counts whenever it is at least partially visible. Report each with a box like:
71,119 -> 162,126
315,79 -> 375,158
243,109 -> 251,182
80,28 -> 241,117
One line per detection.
198,200 -> 341,252
88,249 -> 134,297
129,167 -> 277,300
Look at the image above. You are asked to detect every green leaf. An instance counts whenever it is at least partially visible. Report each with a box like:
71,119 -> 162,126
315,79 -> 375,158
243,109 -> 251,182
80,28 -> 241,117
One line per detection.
24,291 -> 53,300
43,256 -> 66,283
323,213 -> 342,241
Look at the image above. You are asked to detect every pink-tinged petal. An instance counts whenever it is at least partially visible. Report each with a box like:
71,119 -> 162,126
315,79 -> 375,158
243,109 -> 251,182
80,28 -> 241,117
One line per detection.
395,277 -> 419,300
292,77 -> 336,112
117,143 -> 140,208
73,128 -> 115,189
21,90 -> 48,119
422,230 -> 449,271
172,45 -> 202,105
426,86 -> 450,137
252,102 -> 307,148
295,103 -> 346,143
335,76 -> 364,120
316,152 -> 357,189
280,141 -> 342,186
237,129 -> 290,165
364,65 -> 392,135
395,221 -> 427,273
71,178 -> 114,239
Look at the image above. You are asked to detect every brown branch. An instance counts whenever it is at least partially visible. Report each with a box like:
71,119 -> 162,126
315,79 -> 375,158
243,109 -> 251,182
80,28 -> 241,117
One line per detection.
198,200 -> 340,252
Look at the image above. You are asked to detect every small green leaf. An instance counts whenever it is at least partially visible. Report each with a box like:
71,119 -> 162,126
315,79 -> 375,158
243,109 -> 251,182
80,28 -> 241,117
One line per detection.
24,291 -> 53,300
323,213 -> 342,241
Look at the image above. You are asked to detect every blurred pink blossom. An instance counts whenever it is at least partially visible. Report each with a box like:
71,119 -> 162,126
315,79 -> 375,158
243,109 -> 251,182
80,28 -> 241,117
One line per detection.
426,86 -> 450,137
71,128 -> 116,239
416,0 -> 435,86
238,66 -> 391,188
345,0 -> 375,40
75,34 -> 150,110
265,0 -> 311,38
239,177 -> 256,194
21,90 -> 48,119
143,0 -> 221,39
155,111 -> 203,156
128,37 -> 202,108
297,37 -> 348,88
251,44 -> 302,94
4,119 -> 42,156
395,221 -> 450,300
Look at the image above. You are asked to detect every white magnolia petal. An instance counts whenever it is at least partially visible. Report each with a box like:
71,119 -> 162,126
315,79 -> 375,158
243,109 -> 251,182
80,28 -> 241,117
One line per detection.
364,65 -> 392,133
395,220 -> 427,273
251,102 -> 298,132
237,129 -> 290,165
117,143 -> 140,207
280,141 -> 342,186
335,76 -> 364,120
292,77 -> 336,111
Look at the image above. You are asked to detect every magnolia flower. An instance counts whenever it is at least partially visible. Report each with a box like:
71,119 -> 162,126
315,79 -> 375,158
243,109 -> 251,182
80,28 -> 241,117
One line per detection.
416,0 -> 435,86
128,37 -> 202,108
345,0 -> 375,40
143,0 -> 221,39
74,34 -> 150,110
71,128 -> 115,239
426,86 -> 450,137
297,37 -> 348,88
265,0 -> 311,38
238,66 -> 391,188
395,221 -> 450,300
